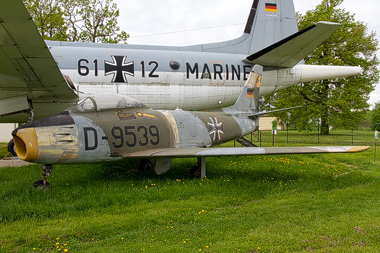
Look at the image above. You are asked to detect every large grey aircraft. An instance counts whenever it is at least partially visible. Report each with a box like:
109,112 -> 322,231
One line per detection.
12,65 -> 369,189
0,0 -> 363,125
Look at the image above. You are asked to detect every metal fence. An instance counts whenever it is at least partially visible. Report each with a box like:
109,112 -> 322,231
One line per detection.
234,128 -> 376,147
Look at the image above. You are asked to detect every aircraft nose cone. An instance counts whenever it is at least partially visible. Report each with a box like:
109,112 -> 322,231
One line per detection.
12,127 -> 38,162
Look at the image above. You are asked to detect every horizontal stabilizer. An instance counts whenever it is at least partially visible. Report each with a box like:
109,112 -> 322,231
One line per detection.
249,106 -> 302,118
125,146 -> 369,158
245,22 -> 341,68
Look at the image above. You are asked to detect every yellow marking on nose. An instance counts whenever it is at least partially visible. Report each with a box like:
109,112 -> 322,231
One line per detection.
136,112 -> 156,118
13,128 -> 38,162
143,113 -> 156,118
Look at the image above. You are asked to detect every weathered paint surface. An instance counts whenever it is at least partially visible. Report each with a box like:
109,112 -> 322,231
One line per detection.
12,93 -> 258,164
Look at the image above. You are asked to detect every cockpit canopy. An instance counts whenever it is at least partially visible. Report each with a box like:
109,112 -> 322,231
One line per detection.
75,94 -> 143,112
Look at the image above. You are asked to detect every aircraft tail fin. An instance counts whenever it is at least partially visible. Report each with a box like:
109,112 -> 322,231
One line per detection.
228,65 -> 263,113
182,0 -> 298,55
226,65 -> 301,117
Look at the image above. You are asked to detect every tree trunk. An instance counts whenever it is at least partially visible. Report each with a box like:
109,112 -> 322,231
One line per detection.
321,118 -> 329,135
320,80 -> 330,135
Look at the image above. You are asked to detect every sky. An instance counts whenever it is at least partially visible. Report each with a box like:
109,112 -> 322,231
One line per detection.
113,0 -> 380,106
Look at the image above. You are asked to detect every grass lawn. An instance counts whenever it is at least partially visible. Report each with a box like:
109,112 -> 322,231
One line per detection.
1,128 -> 380,252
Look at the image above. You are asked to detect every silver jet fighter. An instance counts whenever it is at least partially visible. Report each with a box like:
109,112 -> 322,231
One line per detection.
12,65 -> 369,189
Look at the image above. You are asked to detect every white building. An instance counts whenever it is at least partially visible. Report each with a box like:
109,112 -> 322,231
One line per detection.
0,124 -> 18,143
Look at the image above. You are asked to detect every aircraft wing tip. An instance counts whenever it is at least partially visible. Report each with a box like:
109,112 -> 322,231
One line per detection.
316,21 -> 341,26
349,146 -> 370,152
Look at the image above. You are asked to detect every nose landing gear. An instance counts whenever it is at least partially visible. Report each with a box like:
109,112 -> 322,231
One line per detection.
31,164 -> 53,190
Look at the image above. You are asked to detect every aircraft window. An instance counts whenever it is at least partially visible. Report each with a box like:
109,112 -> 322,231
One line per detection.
92,94 -> 143,111
169,60 -> 181,70
76,98 -> 95,112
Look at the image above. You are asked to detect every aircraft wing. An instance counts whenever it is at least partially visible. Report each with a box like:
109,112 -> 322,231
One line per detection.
0,1 -> 77,121
125,146 -> 370,158
244,22 -> 341,68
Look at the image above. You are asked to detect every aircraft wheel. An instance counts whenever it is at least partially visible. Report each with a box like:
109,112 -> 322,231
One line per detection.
30,180 -> 51,190
189,166 -> 201,179
136,159 -> 152,171
7,139 -> 17,157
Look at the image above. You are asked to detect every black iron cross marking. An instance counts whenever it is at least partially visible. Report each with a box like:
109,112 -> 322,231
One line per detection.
208,117 -> 223,142
105,56 -> 134,83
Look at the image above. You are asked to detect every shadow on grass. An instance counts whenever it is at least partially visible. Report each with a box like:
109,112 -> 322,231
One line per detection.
91,158 -> 304,183
89,156 -> 374,193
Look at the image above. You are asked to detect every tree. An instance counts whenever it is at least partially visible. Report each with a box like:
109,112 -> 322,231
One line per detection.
23,0 -> 68,41
60,0 -> 82,42
23,0 -> 129,43
266,0 -> 379,134
77,0 -> 129,43
370,102 -> 380,131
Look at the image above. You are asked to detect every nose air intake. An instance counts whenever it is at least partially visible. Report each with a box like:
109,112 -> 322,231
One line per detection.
12,128 -> 38,162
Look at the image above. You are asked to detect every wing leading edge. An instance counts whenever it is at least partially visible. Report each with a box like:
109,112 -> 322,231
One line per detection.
0,0 -> 77,122
245,22 -> 341,68
125,146 -> 370,158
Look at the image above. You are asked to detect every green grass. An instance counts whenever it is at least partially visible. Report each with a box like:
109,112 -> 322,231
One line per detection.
1,129 -> 380,252
0,143 -> 8,159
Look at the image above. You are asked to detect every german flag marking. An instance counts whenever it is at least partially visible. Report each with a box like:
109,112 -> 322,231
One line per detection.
265,3 -> 277,12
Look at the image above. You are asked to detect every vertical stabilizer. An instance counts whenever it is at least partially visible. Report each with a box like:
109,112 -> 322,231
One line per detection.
245,0 -> 298,54
228,65 -> 263,113
182,0 -> 298,55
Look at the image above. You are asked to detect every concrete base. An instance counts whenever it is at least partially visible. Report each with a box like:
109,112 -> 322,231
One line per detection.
0,158 -> 31,168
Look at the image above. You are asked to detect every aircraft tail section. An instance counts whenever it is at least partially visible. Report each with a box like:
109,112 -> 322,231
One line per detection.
225,65 -> 302,118
225,65 -> 262,114
182,0 -> 298,55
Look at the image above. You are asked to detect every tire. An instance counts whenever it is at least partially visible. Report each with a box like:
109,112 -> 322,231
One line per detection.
136,159 -> 152,171
189,166 -> 201,179
7,139 -> 17,156
30,180 -> 51,190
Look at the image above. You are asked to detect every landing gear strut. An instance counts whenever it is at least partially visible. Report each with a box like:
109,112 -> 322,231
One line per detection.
31,164 -> 53,190
189,157 -> 206,179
